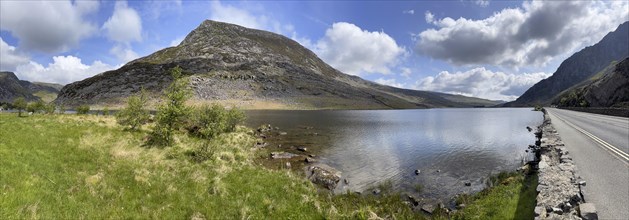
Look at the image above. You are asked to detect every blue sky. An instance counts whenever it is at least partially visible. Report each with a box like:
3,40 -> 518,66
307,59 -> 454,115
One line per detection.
1,0 -> 627,101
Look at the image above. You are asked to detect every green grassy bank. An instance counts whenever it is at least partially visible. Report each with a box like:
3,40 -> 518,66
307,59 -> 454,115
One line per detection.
0,114 -> 423,219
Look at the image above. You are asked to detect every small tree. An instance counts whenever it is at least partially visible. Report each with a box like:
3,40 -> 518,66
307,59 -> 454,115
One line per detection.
44,103 -> 56,114
116,89 -> 150,130
77,105 -> 90,115
13,97 -> 27,116
188,104 -> 245,139
148,66 -> 191,146
27,100 -> 45,114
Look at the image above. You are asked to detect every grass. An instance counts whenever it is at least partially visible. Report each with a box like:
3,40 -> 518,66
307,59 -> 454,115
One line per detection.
452,171 -> 538,220
0,113 -> 423,219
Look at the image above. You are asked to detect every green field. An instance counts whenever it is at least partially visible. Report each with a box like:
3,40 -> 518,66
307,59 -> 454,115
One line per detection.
0,113 -> 425,219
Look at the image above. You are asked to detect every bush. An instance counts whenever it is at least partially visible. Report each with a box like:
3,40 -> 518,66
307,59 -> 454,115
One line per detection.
187,104 -> 246,139
148,66 -> 191,146
13,97 -> 27,116
27,100 -> 45,113
44,103 -> 56,114
76,105 -> 90,115
58,103 -> 66,114
116,89 -> 150,131
102,107 -> 110,116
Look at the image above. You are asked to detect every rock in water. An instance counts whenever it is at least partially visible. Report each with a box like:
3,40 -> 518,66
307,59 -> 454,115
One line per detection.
306,164 -> 341,190
415,169 -> 421,175
270,152 -> 299,159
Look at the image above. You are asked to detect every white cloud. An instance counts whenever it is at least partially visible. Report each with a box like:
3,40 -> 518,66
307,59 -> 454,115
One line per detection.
102,1 -> 143,44
0,0 -> 98,53
110,45 -> 139,63
15,56 -> 118,85
416,0 -> 629,68
169,36 -> 186,47
473,0 -> 490,7
209,1 -> 266,30
375,78 -> 405,88
425,11 -> 435,24
314,22 -> 406,76
0,38 -> 30,71
403,10 -> 415,15
414,67 -> 551,101
400,67 -> 412,78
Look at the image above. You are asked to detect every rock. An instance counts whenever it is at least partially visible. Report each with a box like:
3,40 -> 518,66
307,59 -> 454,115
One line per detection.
552,207 -> 563,215
285,162 -> 291,169
304,157 -> 316,163
457,203 -> 466,209
270,152 -> 299,159
527,126 -> 533,132
415,169 -> 421,175
278,132 -> 287,135
407,195 -> 419,206
579,203 -> 598,220
372,189 -> 381,195
538,160 -> 549,169
464,181 -> 471,186
437,169 -> 441,173
308,154 -> 316,158
421,204 -> 435,214
254,142 -> 267,148
297,146 -> 307,152
343,179 -> 349,184
534,206 -> 545,217
190,212 -> 206,220
306,164 -> 341,190
578,180 -> 587,186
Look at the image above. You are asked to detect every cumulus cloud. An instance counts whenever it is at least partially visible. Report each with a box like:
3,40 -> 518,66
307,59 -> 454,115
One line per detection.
425,11 -> 435,24
314,22 -> 406,75
110,45 -> 140,63
15,56 -> 117,85
400,67 -> 412,78
473,0 -> 490,7
209,1 -> 266,30
414,68 -> 551,101
416,0 -> 629,68
375,78 -> 405,88
403,10 -> 415,15
0,38 -> 30,71
0,0 -> 98,53
102,1 -> 143,44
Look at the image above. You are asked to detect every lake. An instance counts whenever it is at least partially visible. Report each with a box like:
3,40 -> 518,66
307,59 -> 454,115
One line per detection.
245,108 -> 542,202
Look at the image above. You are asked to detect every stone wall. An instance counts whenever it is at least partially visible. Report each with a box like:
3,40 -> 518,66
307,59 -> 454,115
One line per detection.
532,109 -> 597,220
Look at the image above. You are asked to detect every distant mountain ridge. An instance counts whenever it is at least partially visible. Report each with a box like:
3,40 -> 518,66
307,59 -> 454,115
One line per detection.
506,22 -> 629,107
0,71 -> 63,103
55,20 -> 498,109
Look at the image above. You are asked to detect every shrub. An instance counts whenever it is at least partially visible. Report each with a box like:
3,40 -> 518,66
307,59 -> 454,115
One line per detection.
102,107 -> 110,116
187,104 -> 246,139
116,89 -> 150,131
44,103 -> 56,114
13,97 -> 27,116
58,103 -> 66,114
148,66 -> 191,146
77,105 -> 90,115
27,100 -> 45,113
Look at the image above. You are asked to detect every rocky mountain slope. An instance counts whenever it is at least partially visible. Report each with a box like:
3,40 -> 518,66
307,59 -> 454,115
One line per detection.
55,20 -> 498,109
553,57 -> 629,107
0,71 -> 62,103
506,22 -> 629,107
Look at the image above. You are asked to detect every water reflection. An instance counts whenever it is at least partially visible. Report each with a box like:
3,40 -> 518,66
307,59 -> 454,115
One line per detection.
246,108 -> 542,201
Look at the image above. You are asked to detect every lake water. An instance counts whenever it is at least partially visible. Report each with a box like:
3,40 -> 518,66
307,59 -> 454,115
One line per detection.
245,108 -> 542,202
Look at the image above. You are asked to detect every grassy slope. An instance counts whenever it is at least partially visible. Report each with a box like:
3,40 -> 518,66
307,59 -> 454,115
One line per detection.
0,113 -> 423,219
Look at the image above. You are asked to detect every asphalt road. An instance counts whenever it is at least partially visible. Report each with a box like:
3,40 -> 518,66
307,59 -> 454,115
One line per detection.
546,108 -> 629,219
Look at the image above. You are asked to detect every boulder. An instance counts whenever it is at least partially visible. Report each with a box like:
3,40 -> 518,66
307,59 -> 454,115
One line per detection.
421,204 -> 435,214
579,203 -> 598,220
415,169 -> 421,175
305,164 -> 341,190
297,146 -> 308,152
270,152 -> 299,159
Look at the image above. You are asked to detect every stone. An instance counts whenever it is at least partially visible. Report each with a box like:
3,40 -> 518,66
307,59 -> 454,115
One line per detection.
308,154 -> 316,158
278,132 -> 287,135
464,181 -> 471,186
306,164 -> 341,190
297,147 -> 308,152
415,169 -> 421,175
579,203 -> 598,220
372,189 -> 381,195
270,152 -> 299,159
534,206 -> 545,217
578,180 -> 586,186
527,126 -> 533,132
304,157 -> 316,163
552,207 -> 563,215
421,204 -> 435,214
407,195 -> 419,206
344,179 -> 349,184
538,160 -> 549,169
285,162 -> 291,169
190,212 -> 206,220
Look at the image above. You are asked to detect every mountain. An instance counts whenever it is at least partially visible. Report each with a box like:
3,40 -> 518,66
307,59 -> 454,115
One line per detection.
506,22 -> 629,107
553,57 -> 629,107
55,20 -> 498,109
0,71 -> 63,103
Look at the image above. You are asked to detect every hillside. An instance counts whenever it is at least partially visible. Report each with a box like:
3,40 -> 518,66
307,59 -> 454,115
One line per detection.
0,71 -> 63,103
506,22 -> 629,107
553,57 -> 629,107
55,20 -> 498,109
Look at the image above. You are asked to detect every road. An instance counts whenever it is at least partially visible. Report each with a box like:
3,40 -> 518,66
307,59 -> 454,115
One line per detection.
546,108 -> 629,219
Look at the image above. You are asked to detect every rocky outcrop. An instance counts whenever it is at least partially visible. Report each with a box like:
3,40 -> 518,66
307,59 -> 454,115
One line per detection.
533,109 -> 596,220
0,71 -> 62,103
507,22 -> 629,107
305,164 -> 341,190
55,20 -> 498,109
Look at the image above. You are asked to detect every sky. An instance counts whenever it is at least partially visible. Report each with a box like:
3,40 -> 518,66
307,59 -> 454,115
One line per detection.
1,0 -> 627,101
